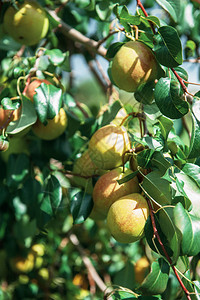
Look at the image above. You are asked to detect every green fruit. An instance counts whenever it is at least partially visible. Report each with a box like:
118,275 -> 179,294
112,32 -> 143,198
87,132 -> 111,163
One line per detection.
111,41 -> 159,92
107,193 -> 149,243
91,167 -> 140,219
3,0 -> 49,46
88,124 -> 131,170
0,136 -> 30,162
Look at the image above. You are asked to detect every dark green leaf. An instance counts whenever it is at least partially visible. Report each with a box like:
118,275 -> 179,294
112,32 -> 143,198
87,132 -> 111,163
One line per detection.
174,202 -> 200,256
70,191 -> 93,224
188,113 -> 200,159
138,258 -> 170,294
156,116 -> 173,140
6,154 -> 29,188
106,42 -> 125,59
153,26 -> 182,67
118,6 -> 141,31
134,80 -> 155,105
98,100 -> 122,127
114,260 -> 135,290
117,170 -> 138,185
136,149 -> 155,168
33,83 -> 62,123
154,78 -> 189,119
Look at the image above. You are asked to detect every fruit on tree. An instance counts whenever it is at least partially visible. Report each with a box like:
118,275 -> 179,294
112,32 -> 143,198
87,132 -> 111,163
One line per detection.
25,79 -> 52,102
32,108 -> 68,140
88,124 -> 131,170
91,167 -> 140,219
9,253 -> 35,274
0,104 -> 21,132
72,149 -> 106,194
107,193 -> 149,243
134,256 -> 150,284
0,136 -> 30,162
3,0 -> 49,46
111,41 -> 159,92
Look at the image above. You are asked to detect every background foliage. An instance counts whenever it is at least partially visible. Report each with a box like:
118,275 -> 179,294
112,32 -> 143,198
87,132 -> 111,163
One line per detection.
0,0 -> 200,299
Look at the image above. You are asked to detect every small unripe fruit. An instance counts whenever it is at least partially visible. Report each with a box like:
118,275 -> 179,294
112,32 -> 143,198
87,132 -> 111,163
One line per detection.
107,193 -> 149,243
134,256 -> 150,284
88,124 -> 131,170
111,41 -> 159,92
92,167 -> 140,219
32,108 -> 68,140
25,79 -> 51,102
3,0 -> 49,46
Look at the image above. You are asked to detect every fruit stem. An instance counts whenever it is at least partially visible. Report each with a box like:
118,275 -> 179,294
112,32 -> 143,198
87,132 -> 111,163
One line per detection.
146,198 -> 192,300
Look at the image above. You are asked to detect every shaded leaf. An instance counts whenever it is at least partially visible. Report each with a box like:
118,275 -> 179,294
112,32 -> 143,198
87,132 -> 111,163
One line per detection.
188,113 -> 200,159
106,42 -> 125,59
138,258 -> 170,295
6,154 -> 29,188
70,191 -> 93,224
153,26 -> 182,67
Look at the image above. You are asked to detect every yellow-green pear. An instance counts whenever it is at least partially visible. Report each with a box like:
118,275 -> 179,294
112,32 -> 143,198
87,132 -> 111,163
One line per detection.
88,124 -> 131,170
107,193 -> 149,243
111,41 -> 159,92
3,0 -> 49,46
91,167 -> 140,219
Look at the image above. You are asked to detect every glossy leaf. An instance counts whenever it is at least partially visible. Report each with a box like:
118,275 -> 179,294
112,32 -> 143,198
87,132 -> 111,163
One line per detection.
154,78 -> 189,119
182,163 -> 200,188
7,95 -> 37,134
156,0 -> 180,23
33,83 -> 62,124
1,97 -> 20,110
116,5 -> 141,31
142,170 -> 172,206
153,26 -> 182,67
98,100 -> 122,127
156,116 -> 173,140
188,113 -> 200,159
174,202 -> 200,256
137,258 -> 170,295
70,191 -> 93,224
106,42 -> 125,59
175,171 -> 200,219
44,49 -> 66,66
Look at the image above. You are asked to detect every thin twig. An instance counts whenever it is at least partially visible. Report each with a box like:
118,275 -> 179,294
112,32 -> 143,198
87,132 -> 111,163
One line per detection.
68,233 -> 107,293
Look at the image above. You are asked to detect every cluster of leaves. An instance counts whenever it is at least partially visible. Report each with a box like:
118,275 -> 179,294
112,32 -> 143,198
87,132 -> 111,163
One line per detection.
0,0 -> 200,299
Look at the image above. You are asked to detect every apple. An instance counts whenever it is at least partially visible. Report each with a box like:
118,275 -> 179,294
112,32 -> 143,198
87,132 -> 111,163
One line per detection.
88,124 -> 131,170
111,41 -> 159,92
134,256 -> 150,284
91,167 -> 140,219
25,79 -> 52,102
107,193 -> 149,243
32,107 -> 68,140
3,0 -> 49,46
72,149 -> 106,194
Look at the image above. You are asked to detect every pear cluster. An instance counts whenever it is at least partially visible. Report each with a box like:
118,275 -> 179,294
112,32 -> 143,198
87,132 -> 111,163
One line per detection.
72,113 -> 149,244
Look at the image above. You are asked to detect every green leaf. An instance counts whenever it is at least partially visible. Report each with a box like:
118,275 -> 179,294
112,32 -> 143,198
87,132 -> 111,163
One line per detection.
6,154 -> 29,188
174,202 -> 200,256
7,95 -> 37,134
70,191 -> 93,224
182,163 -> 200,188
175,171 -> 200,219
114,260 -> 135,290
136,149 -> 155,168
96,1 -> 112,20
106,42 -> 125,59
153,26 -> 182,68
98,100 -> 122,127
1,97 -> 20,110
156,116 -> 173,140
138,258 -> 170,294
188,113 -> 200,159
110,290 -> 138,299
154,78 -> 189,119
158,207 -> 181,263
142,170 -> 172,206
156,0 -> 180,23
118,6 -> 141,31
33,83 -> 62,124
117,170 -> 138,185
44,49 -> 66,66
150,151 -> 172,175
41,175 -> 62,214
134,80 -> 155,105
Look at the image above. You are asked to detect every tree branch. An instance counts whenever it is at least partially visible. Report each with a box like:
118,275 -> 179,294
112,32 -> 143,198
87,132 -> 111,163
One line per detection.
47,10 -> 108,58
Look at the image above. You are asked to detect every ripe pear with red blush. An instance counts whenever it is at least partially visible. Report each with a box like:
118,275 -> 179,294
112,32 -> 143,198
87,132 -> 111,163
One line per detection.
91,167 -> 140,219
107,193 -> 149,243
